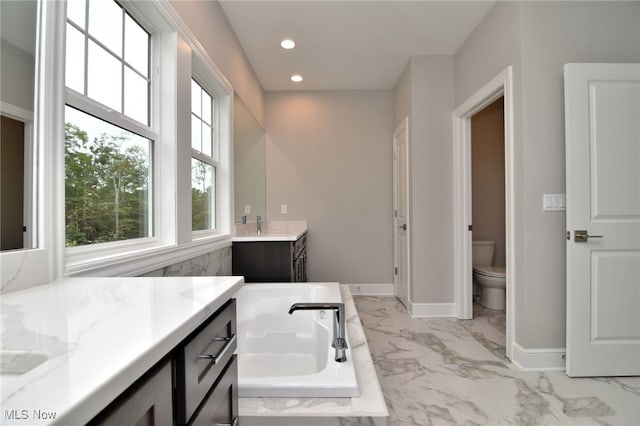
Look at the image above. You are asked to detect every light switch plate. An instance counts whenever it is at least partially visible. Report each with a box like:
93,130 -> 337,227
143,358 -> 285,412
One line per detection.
543,194 -> 566,211
244,205 -> 251,214
281,204 -> 288,214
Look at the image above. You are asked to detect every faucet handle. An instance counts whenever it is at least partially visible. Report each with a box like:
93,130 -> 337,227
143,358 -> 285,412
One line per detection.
241,215 -> 247,224
332,337 -> 348,350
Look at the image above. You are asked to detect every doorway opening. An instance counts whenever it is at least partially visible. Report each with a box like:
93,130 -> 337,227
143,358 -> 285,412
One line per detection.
470,97 -> 507,353
453,66 -> 515,360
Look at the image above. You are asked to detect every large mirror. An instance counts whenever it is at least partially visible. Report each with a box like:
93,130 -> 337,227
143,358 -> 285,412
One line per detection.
234,94 -> 266,224
0,0 -> 37,251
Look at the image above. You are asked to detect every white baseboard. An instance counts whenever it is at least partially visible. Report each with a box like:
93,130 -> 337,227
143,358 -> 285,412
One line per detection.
347,284 -> 395,296
511,343 -> 566,371
409,302 -> 456,318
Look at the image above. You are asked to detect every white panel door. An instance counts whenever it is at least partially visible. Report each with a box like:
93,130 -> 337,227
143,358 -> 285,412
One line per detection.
565,63 -> 640,377
393,118 -> 410,307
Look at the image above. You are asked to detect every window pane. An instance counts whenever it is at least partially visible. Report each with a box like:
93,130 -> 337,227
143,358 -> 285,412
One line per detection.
65,106 -> 152,246
88,0 -> 122,57
65,24 -> 85,94
191,80 -> 201,117
124,67 -> 148,125
88,40 -> 122,112
191,158 -> 215,231
202,91 -> 212,125
67,0 -> 86,29
124,13 -> 149,77
191,115 -> 201,152
202,124 -> 212,157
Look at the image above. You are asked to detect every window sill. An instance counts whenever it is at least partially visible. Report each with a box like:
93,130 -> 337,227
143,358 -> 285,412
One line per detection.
64,234 -> 232,277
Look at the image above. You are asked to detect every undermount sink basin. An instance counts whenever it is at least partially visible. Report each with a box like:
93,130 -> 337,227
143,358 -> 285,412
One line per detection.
1,350 -> 48,375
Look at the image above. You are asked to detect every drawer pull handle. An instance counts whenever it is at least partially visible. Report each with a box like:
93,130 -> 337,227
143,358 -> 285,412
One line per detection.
198,334 -> 236,364
214,418 -> 238,426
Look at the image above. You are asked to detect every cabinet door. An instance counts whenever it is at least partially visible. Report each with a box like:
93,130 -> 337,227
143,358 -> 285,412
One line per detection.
189,356 -> 239,426
232,241 -> 292,282
91,361 -> 173,426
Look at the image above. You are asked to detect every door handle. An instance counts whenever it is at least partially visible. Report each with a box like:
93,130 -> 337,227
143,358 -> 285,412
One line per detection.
398,224 -> 407,231
574,230 -> 603,243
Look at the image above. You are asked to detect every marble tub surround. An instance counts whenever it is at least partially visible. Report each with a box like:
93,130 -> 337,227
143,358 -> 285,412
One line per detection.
238,285 -> 389,426
140,245 -> 231,277
234,220 -> 308,241
355,296 -> 640,426
0,276 -> 244,425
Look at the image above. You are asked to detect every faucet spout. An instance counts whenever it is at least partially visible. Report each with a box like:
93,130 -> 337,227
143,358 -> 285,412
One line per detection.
289,303 -> 348,362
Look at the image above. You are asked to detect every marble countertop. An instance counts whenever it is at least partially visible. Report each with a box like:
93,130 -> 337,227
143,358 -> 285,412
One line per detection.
238,285 -> 389,426
0,276 -> 244,425
232,220 -> 307,242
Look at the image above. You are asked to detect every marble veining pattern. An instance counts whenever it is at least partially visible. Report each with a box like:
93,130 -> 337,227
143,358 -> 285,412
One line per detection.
354,296 -> 640,426
140,246 -> 231,277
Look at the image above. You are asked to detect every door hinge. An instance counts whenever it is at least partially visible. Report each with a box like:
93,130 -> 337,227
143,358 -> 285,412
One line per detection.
468,225 -> 473,231
394,267 -> 398,275
566,231 -> 570,241
394,209 -> 397,218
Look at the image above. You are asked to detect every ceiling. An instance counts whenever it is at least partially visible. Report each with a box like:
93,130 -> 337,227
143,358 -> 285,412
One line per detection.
219,1 -> 495,91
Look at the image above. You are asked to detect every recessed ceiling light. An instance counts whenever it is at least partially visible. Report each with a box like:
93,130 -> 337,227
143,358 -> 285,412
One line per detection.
290,74 -> 303,83
280,39 -> 296,50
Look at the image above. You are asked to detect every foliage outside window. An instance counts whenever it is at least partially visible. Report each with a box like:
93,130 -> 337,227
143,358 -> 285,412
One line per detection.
65,107 -> 151,246
64,0 -> 153,247
191,79 -> 217,232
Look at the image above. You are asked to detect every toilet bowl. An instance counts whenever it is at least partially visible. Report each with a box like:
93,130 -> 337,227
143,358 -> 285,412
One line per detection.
473,265 -> 506,310
472,241 -> 506,310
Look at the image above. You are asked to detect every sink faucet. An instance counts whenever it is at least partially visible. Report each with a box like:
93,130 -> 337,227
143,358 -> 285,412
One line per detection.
256,215 -> 262,236
288,303 -> 348,362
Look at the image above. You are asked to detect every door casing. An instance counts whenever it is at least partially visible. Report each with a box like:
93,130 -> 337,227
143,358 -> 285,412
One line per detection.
452,66 -> 516,360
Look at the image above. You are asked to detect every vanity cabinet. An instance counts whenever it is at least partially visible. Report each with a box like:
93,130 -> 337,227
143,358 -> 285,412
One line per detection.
175,299 -> 238,425
90,299 -> 238,426
89,361 -> 173,426
232,233 -> 307,283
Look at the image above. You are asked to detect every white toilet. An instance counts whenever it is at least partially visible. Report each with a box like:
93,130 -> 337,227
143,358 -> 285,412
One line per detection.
472,241 -> 506,310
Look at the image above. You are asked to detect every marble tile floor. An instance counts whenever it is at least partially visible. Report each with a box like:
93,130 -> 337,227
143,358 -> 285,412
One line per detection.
353,296 -> 640,426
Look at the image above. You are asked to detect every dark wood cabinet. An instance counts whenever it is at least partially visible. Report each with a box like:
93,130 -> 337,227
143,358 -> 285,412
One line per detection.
90,361 -> 173,426
232,233 -> 307,283
91,299 -> 238,426
175,299 -> 237,425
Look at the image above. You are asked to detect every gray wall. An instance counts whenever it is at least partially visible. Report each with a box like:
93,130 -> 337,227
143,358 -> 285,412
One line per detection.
455,1 -> 640,349
265,90 -> 394,284
393,56 -> 455,303
170,0 -> 264,125
471,97 -> 506,267
0,39 -> 34,111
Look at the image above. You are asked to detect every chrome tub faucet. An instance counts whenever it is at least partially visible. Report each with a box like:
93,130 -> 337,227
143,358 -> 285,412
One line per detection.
289,302 -> 348,362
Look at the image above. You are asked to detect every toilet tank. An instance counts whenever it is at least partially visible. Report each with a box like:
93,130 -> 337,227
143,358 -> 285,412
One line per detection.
472,241 -> 495,267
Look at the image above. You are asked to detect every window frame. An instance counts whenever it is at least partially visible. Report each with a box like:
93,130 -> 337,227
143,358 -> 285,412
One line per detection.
190,75 -> 219,236
62,0 -> 234,276
64,0 -> 160,267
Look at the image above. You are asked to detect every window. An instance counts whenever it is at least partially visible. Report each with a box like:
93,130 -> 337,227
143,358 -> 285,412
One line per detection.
64,0 -> 154,247
191,79 -> 217,232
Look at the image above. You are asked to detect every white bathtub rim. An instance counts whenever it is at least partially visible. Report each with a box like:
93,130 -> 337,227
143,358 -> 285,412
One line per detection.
235,282 -> 360,398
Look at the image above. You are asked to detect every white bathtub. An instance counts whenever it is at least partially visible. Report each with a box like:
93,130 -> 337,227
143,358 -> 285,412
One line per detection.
234,283 -> 360,398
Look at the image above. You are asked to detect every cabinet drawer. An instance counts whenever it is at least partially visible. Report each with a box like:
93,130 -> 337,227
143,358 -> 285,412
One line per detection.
189,355 -> 238,426
176,299 -> 237,424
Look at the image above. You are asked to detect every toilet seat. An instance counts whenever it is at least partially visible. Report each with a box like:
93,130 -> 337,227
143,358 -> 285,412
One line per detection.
473,265 -> 506,278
